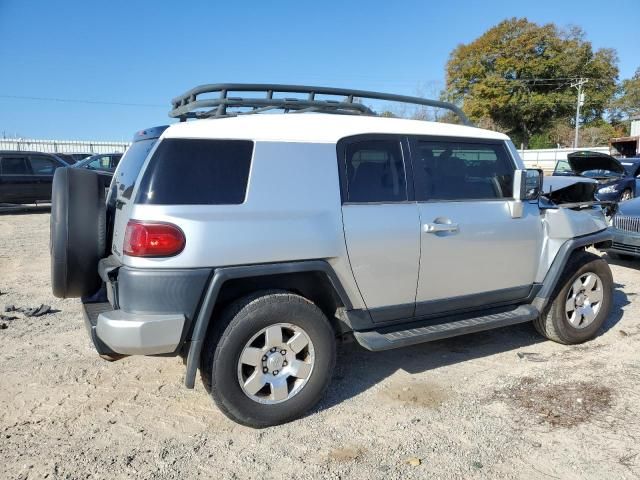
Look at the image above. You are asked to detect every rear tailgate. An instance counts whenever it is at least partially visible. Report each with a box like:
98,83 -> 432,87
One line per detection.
109,126 -> 167,261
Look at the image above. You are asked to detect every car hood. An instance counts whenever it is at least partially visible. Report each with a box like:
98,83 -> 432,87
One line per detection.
542,176 -> 598,204
617,196 -> 640,216
567,151 -> 625,175
543,175 -> 596,193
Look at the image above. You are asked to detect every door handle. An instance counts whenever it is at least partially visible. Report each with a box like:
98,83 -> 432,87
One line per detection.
424,222 -> 459,233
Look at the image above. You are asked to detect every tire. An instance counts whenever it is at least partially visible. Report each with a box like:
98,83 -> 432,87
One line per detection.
534,250 -> 612,344
200,290 -> 336,428
50,167 -> 108,298
620,189 -> 633,202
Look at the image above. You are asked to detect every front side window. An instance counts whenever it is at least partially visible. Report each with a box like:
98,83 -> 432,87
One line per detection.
0,157 -> 29,175
414,141 -> 514,201
344,139 -> 407,203
30,156 -> 59,175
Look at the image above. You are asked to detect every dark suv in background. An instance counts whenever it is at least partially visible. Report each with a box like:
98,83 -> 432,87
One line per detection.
0,151 -> 69,204
553,151 -> 639,202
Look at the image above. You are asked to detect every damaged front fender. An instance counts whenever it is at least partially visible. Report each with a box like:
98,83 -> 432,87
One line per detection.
542,176 -> 617,217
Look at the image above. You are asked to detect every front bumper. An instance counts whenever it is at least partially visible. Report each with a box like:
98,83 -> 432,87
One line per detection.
82,257 -> 212,356
606,227 -> 640,257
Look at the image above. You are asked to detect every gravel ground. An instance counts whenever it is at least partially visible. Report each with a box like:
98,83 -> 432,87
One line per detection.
1,211 -> 639,480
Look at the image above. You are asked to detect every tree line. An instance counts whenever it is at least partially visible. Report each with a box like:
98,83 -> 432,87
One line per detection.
443,18 -> 638,149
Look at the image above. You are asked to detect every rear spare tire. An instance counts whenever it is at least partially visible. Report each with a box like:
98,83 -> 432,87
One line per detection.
50,167 -> 108,298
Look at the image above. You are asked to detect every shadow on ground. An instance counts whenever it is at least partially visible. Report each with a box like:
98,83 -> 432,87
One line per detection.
605,252 -> 640,271
0,204 -> 51,215
318,281 -> 630,414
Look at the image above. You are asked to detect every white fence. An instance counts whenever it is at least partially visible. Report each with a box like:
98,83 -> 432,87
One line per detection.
0,138 -> 131,154
519,146 -> 610,174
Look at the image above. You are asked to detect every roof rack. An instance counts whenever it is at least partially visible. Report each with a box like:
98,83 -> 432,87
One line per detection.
169,83 -> 472,126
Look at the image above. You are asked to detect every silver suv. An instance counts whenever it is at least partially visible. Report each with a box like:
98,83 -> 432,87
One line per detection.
50,84 -> 614,427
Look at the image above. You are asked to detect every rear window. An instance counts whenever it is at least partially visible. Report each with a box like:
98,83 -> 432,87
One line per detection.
135,139 -> 253,205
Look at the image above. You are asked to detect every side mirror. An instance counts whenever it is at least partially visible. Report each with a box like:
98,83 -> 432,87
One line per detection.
514,169 -> 543,201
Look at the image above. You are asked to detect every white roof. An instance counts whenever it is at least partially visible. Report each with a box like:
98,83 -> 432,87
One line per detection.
163,113 -> 510,144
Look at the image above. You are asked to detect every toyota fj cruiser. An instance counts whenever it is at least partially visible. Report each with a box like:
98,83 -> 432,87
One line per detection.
51,84 -> 614,427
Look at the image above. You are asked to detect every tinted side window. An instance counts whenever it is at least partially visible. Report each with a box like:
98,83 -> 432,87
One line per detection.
30,156 -> 59,175
414,141 -> 514,201
136,139 -> 253,205
345,140 -> 407,203
1,157 -> 29,175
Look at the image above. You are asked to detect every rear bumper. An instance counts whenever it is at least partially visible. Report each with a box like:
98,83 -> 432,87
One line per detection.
96,310 -> 185,355
607,227 -> 640,257
82,301 -> 185,355
83,257 -> 212,356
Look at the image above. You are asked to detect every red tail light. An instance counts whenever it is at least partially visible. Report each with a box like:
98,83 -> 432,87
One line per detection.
123,221 -> 185,257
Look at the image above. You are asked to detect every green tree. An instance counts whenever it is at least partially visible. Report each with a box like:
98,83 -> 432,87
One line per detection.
612,68 -> 640,120
445,18 -> 619,147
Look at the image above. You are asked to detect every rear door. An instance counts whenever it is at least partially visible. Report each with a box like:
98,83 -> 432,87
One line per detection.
410,137 -> 542,317
0,155 -> 34,203
29,154 -> 64,201
338,135 -> 421,323
110,127 -> 168,259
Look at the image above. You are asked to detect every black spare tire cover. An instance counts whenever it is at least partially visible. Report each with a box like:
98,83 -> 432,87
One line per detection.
51,167 -> 108,298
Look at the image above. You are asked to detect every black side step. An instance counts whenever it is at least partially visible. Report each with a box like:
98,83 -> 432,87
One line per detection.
353,305 -> 539,351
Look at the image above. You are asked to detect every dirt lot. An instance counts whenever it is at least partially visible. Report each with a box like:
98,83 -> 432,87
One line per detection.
1,212 -> 640,480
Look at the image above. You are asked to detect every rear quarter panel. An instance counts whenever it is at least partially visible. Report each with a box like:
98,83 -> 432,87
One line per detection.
123,141 -> 365,309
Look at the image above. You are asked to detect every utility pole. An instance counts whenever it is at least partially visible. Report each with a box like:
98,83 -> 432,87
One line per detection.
571,78 -> 588,148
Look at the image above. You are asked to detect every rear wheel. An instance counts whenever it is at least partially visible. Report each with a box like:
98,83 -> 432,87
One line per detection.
200,291 -> 336,428
534,251 -> 612,344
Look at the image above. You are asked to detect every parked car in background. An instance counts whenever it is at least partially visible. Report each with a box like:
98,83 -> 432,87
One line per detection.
72,153 -> 122,174
55,152 -> 91,164
0,151 -> 69,204
607,196 -> 640,259
553,151 -> 637,202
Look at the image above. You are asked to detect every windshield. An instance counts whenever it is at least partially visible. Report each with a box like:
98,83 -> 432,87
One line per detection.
74,156 -> 94,168
581,169 -> 623,178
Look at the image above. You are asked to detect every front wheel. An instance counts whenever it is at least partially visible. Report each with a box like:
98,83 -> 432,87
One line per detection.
534,251 -> 613,344
200,291 -> 336,428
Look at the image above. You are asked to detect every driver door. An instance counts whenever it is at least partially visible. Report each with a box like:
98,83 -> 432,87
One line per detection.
409,137 -> 543,318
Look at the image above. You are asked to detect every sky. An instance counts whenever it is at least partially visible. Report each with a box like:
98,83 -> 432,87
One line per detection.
0,0 -> 638,140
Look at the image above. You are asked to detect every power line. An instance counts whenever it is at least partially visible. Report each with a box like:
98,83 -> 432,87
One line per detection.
0,94 -> 164,108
